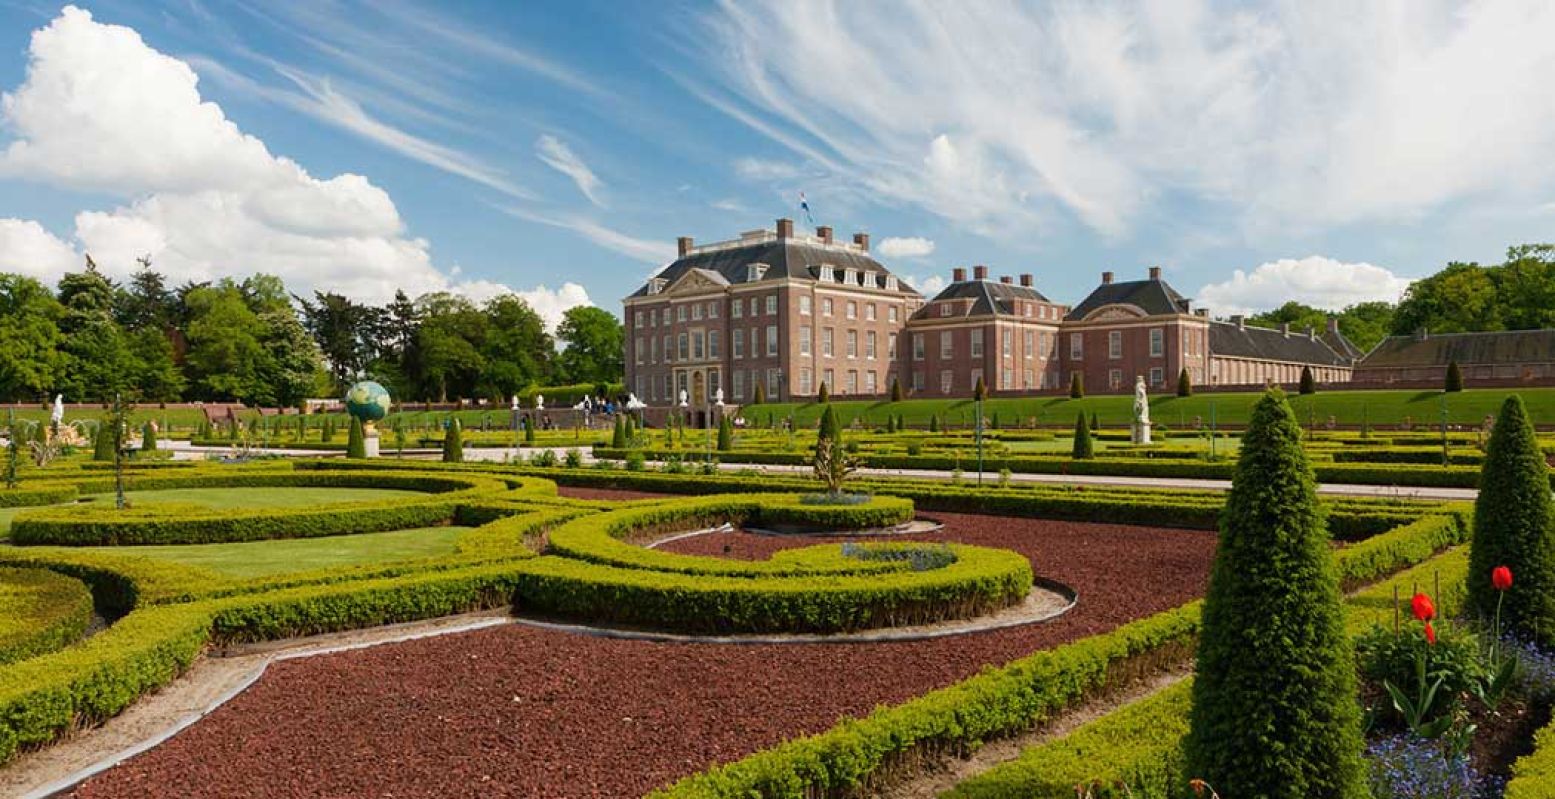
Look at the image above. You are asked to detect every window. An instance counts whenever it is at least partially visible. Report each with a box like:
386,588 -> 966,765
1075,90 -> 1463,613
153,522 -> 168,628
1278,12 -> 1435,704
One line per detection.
676,372 -> 688,401
766,295 -> 778,316
692,303 -> 703,321
970,368 -> 983,392
662,335 -> 672,363
1149,328 -> 1164,357
800,295 -> 812,315
662,308 -> 671,325
663,374 -> 672,400
912,371 -> 924,391
799,325 -> 812,355
677,305 -> 686,322
940,370 -> 954,394
1023,369 -> 1034,388
823,369 -> 835,392
864,371 -> 876,394
912,334 -> 924,361
941,331 -> 954,359
651,336 -> 658,363
733,370 -> 745,399
940,303 -> 953,317
1110,369 -> 1123,390
1024,330 -> 1034,359
888,306 -> 899,323
1002,368 -> 1013,389
708,302 -> 719,319
766,368 -> 780,398
819,265 -> 834,282
1150,367 -> 1164,387
845,370 -> 858,394
799,368 -> 812,395
1070,333 -> 1083,359
846,330 -> 858,358
677,333 -> 688,360
866,331 -> 877,359
844,268 -> 856,285
970,329 -> 983,357
634,311 -> 644,328
886,276 -> 898,291
866,304 -> 876,321
634,337 -> 643,364
1002,329 -> 1013,358
1023,303 -> 1032,318
888,333 -> 898,359
749,297 -> 758,316
732,300 -> 742,319
708,369 -> 720,395
709,330 -> 721,358
732,329 -> 744,359
846,301 -> 857,320
823,297 -> 834,316
691,332 -> 704,360
1109,331 -> 1122,359
766,325 -> 778,356
822,328 -> 834,357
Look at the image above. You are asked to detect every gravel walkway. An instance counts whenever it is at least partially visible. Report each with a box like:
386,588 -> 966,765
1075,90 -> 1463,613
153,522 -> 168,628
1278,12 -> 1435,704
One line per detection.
67,491 -> 1215,799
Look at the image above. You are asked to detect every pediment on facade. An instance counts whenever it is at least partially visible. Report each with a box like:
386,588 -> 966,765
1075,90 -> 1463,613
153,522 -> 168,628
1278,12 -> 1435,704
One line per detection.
1083,303 -> 1148,322
665,268 -> 730,294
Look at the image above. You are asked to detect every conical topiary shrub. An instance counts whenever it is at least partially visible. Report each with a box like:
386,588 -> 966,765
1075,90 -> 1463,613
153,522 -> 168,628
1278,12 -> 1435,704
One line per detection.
752,383 -> 766,406
1071,411 -> 1093,459
93,425 -> 115,461
973,375 -> 987,402
817,382 -> 830,404
1469,395 -> 1555,643
717,414 -> 733,451
1069,372 -> 1084,399
611,415 -> 626,448
346,417 -> 366,459
1445,360 -> 1464,392
623,415 -> 636,445
1177,367 -> 1193,398
1299,365 -> 1316,394
1090,410 -> 1099,431
141,422 -> 158,451
442,418 -> 464,463
1185,388 -> 1367,798
524,416 -> 536,445
891,377 -> 904,402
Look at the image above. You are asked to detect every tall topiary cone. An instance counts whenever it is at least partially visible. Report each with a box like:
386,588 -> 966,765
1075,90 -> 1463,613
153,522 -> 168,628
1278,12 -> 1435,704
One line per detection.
346,417 -> 366,459
1069,372 -> 1084,399
1444,360 -> 1464,392
1186,389 -> 1366,798
141,422 -> 158,451
817,381 -> 830,404
891,377 -> 904,402
973,375 -> 987,402
93,425 -> 115,461
717,413 -> 733,451
523,416 -> 536,445
1469,395 -> 1555,643
442,418 -> 464,463
752,382 -> 766,406
611,415 -> 627,448
1177,367 -> 1193,398
1299,365 -> 1316,394
1071,411 -> 1093,459
623,415 -> 635,444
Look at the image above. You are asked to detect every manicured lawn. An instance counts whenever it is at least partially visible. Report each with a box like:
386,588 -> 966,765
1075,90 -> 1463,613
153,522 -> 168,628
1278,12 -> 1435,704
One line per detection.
742,387 -> 1555,429
70,526 -> 470,578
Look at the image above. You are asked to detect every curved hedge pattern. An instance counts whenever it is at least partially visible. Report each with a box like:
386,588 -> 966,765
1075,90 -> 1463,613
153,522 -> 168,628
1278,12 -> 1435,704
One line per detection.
0,567 -> 95,665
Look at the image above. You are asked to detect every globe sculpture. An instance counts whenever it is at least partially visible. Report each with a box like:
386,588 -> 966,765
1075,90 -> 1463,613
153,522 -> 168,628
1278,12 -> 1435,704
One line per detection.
344,381 -> 392,423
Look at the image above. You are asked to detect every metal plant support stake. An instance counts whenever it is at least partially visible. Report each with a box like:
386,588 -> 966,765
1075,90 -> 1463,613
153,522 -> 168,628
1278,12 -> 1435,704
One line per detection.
111,393 -> 129,510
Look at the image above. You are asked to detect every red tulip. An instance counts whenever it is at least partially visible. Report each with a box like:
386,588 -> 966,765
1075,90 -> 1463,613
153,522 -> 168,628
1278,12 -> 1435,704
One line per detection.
1424,621 -> 1437,645
1411,592 -> 1436,622
1493,566 -> 1513,592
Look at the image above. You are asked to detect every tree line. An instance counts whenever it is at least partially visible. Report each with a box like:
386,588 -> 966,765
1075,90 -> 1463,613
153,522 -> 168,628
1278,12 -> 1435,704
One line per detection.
1246,242 -> 1554,354
0,259 -> 623,405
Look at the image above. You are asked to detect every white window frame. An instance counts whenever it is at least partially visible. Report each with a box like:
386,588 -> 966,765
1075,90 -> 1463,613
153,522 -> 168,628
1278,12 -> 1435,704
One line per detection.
940,331 -> 953,359
1109,330 -> 1122,359
766,325 -> 778,356
799,325 -> 812,356
1150,328 -> 1164,358
970,329 -> 983,358
1070,333 -> 1083,359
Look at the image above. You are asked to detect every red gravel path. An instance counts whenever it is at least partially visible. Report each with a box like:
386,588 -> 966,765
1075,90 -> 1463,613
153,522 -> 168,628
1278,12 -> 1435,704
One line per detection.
70,489 -> 1215,799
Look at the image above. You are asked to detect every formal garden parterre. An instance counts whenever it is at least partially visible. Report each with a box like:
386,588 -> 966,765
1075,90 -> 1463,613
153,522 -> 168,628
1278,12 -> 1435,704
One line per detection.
3,390 -> 1555,796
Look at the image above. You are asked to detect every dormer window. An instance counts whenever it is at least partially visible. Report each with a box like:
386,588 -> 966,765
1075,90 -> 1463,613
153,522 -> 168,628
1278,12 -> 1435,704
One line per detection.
747,263 -> 768,282
819,265 -> 834,282
859,271 -> 870,287
843,268 -> 857,286
885,276 -> 898,291
647,278 -> 666,295
940,303 -> 953,317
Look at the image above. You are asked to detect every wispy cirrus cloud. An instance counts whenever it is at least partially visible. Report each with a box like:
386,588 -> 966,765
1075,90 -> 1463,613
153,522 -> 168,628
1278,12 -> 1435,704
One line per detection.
536,134 -> 605,207
493,204 -> 674,264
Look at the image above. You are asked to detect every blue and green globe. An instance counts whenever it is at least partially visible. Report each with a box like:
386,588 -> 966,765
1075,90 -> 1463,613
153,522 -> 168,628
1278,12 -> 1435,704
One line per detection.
344,381 -> 392,423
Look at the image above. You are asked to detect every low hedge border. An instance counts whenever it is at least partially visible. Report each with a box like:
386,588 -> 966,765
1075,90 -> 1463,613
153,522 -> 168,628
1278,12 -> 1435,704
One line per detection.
0,567 -> 95,665
0,483 -> 79,509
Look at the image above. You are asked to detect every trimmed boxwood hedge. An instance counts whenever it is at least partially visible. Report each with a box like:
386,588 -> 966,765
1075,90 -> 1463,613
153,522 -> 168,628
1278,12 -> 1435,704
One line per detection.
0,567 -> 94,665
0,482 -> 79,509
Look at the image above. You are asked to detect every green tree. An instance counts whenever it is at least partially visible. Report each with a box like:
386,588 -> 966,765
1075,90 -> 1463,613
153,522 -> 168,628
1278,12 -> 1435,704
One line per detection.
442,417 -> 465,463
347,417 -> 366,459
0,274 -> 64,401
184,281 -> 268,402
1299,365 -> 1316,394
480,294 -> 554,400
1444,360 -> 1463,392
1392,261 -> 1502,335
141,421 -> 158,451
1185,389 -> 1367,797
1069,372 -> 1084,399
717,414 -> 733,451
554,306 -> 622,385
257,309 -> 327,407
1177,367 -> 1193,397
1469,396 -> 1555,644
128,327 -> 185,401
92,423 -> 115,461
415,292 -> 487,402
1071,412 -> 1093,459
299,291 -> 377,390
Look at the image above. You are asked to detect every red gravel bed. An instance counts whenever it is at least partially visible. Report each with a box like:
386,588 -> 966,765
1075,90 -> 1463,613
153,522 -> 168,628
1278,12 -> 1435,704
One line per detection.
71,501 -> 1215,799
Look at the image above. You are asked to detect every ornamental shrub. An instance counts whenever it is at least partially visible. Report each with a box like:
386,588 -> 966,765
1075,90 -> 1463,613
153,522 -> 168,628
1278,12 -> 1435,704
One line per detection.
524,416 -> 536,445
891,377 -> 904,402
1069,372 -> 1084,399
717,414 -> 733,451
1300,365 -> 1317,394
346,417 -> 366,459
1177,367 -> 1193,398
442,418 -> 464,463
1071,412 -> 1094,460
1090,411 -> 1099,431
1185,388 -> 1367,798
611,416 -> 626,449
92,426 -> 114,461
141,422 -> 158,451
1469,395 -> 1555,644
817,381 -> 830,404
1445,360 -> 1464,393
752,383 -> 766,406
973,375 -> 987,402
624,416 -> 635,444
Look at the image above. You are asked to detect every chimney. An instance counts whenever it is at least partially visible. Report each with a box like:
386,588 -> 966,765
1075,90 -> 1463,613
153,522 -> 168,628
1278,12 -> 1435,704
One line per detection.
1195,308 -> 1209,318
1307,325 -> 1317,341
677,236 -> 693,257
952,267 -> 967,282
1326,316 -> 1341,334
1231,314 -> 1245,330
852,232 -> 870,251
999,275 -> 1013,284
1280,322 -> 1290,337
1101,271 -> 1114,285
973,265 -> 989,280
776,218 -> 794,239
816,225 -> 833,244
1148,265 -> 1162,280
1019,273 -> 1032,287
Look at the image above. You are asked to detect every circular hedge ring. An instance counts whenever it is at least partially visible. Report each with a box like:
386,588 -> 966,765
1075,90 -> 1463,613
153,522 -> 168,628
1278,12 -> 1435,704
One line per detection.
0,567 -> 95,665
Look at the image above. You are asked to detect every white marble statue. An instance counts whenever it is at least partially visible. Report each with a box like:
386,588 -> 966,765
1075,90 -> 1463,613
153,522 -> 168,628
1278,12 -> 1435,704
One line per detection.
535,394 -> 545,410
510,394 -> 519,411
714,387 -> 725,406
625,394 -> 646,411
51,394 -> 64,426
678,389 -> 689,407
1131,376 -> 1152,445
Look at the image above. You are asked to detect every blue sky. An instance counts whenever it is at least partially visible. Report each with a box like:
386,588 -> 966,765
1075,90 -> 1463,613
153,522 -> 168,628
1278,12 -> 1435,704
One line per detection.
2,1 -> 1554,327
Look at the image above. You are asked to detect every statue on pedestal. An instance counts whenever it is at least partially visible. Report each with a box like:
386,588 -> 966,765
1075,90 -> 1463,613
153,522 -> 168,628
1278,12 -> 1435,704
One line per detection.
1131,376 -> 1152,445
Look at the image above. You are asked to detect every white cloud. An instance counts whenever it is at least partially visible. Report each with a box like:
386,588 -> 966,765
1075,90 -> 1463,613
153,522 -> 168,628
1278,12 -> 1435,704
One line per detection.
697,1 -> 1555,238
877,236 -> 935,258
0,218 -> 79,278
711,197 -> 747,212
0,6 -> 557,309
494,204 -> 674,264
535,134 -> 605,207
903,274 -> 945,297
734,157 -> 802,181
1196,256 -> 1414,316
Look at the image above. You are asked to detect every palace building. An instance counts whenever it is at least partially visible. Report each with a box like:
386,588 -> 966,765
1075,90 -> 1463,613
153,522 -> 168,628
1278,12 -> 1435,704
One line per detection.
623,219 -> 1359,405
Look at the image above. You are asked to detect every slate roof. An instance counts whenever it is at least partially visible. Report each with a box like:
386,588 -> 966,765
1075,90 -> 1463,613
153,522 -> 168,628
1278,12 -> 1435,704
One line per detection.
629,237 -> 918,298
1322,326 -> 1364,360
910,279 -> 1051,320
1210,321 -> 1352,366
1358,329 -> 1555,368
1065,278 -> 1191,321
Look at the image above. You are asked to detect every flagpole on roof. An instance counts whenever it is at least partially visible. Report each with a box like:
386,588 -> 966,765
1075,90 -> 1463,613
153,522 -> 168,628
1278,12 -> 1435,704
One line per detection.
798,191 -> 814,227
